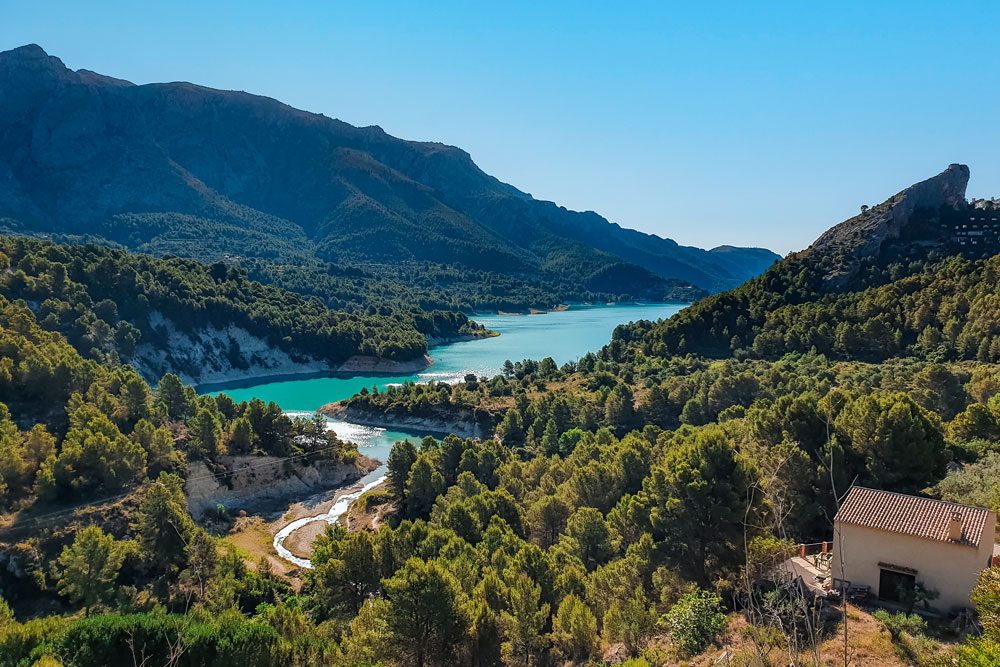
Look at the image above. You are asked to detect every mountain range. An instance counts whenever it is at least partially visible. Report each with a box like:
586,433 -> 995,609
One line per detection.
0,44 -> 777,299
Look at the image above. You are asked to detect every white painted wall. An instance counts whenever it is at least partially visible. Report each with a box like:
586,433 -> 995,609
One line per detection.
831,515 -> 996,611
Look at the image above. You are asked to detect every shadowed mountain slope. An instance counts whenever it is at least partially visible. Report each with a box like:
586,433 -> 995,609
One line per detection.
0,44 -> 776,298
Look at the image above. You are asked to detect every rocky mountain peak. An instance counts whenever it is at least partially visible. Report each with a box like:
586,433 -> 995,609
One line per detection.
805,164 -> 971,287
3,43 -> 50,61
0,43 -> 68,77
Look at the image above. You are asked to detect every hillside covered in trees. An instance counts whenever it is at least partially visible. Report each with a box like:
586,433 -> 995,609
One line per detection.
1,151 -> 999,663
288,165 -> 1000,664
0,236 -> 490,385
0,286 -> 370,664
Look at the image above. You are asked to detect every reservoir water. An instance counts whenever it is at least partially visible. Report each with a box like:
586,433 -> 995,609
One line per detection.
204,303 -> 687,566
208,302 -> 687,463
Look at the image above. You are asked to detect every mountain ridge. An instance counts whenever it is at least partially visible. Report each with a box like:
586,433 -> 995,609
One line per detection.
803,162 -> 970,287
0,44 -> 777,297
638,163 -> 988,360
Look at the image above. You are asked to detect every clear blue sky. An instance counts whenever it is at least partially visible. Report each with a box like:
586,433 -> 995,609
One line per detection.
4,1 -> 998,254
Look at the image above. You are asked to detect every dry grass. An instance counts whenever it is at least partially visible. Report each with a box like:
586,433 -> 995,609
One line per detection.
344,481 -> 393,532
815,607 -> 908,667
221,515 -> 302,587
669,605 -> 948,667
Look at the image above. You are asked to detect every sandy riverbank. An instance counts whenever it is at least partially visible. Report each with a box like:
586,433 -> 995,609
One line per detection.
268,478 -> 361,558
268,471 -> 389,566
279,515 -> 330,559
276,477 -> 392,558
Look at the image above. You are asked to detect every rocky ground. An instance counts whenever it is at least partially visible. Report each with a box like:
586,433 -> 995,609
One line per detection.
319,402 -> 487,440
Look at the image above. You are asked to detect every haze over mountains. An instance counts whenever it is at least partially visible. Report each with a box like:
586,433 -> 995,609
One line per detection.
0,44 -> 777,298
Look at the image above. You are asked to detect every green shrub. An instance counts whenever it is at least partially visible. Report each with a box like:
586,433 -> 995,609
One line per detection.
661,588 -> 727,656
872,609 -> 926,642
360,489 -> 393,510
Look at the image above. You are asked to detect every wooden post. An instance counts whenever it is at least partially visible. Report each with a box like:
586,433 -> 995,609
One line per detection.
822,541 -> 828,554
800,543 -> 806,559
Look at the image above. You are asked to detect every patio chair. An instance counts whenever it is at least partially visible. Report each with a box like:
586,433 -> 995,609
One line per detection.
847,584 -> 870,604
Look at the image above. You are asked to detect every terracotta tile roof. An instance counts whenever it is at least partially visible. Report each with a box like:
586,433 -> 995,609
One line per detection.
834,486 -> 992,548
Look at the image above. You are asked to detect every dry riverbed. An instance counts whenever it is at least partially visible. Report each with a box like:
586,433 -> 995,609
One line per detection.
279,478 -> 391,556
220,462 -> 388,577
279,475 -> 389,558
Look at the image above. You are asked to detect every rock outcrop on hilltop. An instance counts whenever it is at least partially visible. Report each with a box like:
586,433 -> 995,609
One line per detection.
637,164 -> 992,359
805,163 -> 970,287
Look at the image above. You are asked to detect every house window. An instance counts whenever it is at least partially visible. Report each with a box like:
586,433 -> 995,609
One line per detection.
879,568 -> 916,602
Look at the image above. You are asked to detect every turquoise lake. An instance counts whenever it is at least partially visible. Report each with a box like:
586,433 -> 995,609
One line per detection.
206,303 -> 687,467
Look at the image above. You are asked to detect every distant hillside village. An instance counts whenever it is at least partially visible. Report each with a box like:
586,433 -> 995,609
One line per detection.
852,194 -> 1000,257
950,199 -> 1000,254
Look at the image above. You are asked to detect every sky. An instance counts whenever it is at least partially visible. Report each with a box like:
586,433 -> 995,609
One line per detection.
3,1 -> 999,255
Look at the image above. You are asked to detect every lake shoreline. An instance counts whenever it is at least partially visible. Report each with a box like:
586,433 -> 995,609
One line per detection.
320,402 -> 486,440
493,300 -> 693,316
198,332 -> 502,393
204,302 -> 690,568
201,302 -> 688,395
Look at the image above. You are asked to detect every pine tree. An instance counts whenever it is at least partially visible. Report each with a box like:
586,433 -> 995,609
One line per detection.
550,594 -> 598,661
189,407 -> 222,459
383,558 -> 468,667
561,507 -> 613,571
57,525 -> 129,615
541,418 -> 559,455
229,417 -> 254,454
500,574 -> 550,666
498,411 -> 525,447
157,373 -> 193,419
405,454 -> 445,518
185,528 -> 217,598
387,439 -> 418,500
643,426 -> 754,583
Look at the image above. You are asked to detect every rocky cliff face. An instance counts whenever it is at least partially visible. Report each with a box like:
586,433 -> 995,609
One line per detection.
805,164 -> 970,287
131,312 -> 432,386
185,454 -> 377,517
320,402 -> 488,440
132,312 -> 326,386
0,45 -> 230,228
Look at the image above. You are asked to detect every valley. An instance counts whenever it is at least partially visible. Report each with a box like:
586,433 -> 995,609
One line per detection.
1,29 -> 999,667
204,303 -> 688,569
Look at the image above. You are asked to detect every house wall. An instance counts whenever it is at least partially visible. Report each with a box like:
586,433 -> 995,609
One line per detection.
830,517 -> 996,611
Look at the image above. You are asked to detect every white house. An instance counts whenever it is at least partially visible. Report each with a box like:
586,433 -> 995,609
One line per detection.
831,486 -> 996,612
